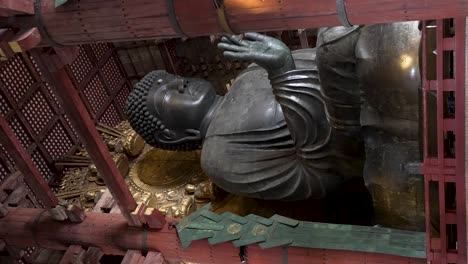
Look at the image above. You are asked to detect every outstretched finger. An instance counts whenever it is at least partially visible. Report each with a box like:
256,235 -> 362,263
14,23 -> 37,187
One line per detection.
223,51 -> 250,61
244,32 -> 268,42
224,34 -> 249,46
217,42 -> 249,52
220,36 -> 233,44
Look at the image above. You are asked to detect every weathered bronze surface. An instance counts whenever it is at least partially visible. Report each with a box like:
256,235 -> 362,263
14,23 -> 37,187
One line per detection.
127,33 -> 365,201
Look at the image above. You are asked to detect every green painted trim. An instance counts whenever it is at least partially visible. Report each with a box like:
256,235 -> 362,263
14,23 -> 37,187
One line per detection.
175,204 -> 427,259
55,0 -> 68,8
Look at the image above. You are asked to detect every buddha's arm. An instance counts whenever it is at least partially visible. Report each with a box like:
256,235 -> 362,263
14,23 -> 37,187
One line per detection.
218,33 -> 331,152
269,69 -> 331,151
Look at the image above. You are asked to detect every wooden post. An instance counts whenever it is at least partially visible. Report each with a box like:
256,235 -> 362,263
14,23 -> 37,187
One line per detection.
298,29 -> 309,49
31,50 -> 137,224
0,115 -> 58,209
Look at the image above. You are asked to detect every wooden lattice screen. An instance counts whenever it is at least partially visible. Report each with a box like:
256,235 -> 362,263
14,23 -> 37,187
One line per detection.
0,44 -> 132,185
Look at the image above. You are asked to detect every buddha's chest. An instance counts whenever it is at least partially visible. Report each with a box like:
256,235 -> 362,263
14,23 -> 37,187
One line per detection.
206,70 -> 285,136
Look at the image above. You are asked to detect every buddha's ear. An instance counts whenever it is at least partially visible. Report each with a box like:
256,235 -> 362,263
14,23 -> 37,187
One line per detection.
184,129 -> 201,139
155,129 -> 201,145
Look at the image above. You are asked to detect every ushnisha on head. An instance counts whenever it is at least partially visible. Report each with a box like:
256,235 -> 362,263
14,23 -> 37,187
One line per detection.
126,70 -> 219,151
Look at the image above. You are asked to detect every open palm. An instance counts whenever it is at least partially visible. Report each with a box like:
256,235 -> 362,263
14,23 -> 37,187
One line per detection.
218,33 -> 294,76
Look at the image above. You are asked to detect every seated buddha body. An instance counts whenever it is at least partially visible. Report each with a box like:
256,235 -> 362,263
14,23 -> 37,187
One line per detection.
127,23 -> 423,228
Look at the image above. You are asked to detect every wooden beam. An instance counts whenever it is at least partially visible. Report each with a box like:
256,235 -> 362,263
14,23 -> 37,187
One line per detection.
31,50 -> 137,224
0,115 -> 58,209
0,207 -> 426,264
19,0 -> 468,45
0,0 -> 33,15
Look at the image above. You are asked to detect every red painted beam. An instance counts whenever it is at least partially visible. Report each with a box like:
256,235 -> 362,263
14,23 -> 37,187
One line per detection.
30,50 -> 137,224
0,207 -> 426,264
8,27 -> 42,53
0,115 -> 57,209
0,0 -> 33,15
25,0 -> 468,45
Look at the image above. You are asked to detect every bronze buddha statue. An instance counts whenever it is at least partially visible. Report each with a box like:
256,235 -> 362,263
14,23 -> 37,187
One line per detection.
127,30 -> 364,201
126,23 -> 423,228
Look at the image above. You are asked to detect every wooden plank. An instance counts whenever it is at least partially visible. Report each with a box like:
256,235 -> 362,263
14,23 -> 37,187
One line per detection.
49,205 -> 68,221
0,203 -> 6,217
130,203 -> 147,227
0,191 -> 7,204
34,249 -> 56,264
82,247 -> 104,264
58,245 -> 83,264
5,246 -> 24,260
110,204 -> 121,214
4,184 -> 26,207
122,250 -> 143,264
142,252 -> 164,264
0,115 -> 58,209
144,207 -> 166,230
0,171 -> 21,195
17,198 -> 32,208
93,189 -> 115,213
66,204 -> 86,223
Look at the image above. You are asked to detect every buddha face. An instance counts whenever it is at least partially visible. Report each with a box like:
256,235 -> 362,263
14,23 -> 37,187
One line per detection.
127,71 -> 217,151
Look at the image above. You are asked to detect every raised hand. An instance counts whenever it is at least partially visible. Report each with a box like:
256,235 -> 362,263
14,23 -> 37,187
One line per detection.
217,32 -> 295,77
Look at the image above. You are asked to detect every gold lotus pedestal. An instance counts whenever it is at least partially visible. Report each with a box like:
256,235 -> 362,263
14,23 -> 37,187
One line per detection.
127,148 -> 208,218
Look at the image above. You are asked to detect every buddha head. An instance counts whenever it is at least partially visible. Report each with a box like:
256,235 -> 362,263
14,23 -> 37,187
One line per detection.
126,71 -> 218,151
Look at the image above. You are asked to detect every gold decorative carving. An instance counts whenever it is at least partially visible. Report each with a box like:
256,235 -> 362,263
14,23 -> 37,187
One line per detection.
57,121 -> 212,216
127,147 -> 208,218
